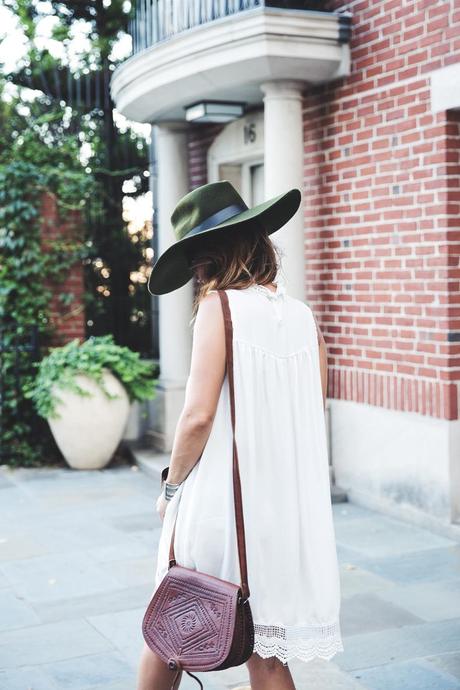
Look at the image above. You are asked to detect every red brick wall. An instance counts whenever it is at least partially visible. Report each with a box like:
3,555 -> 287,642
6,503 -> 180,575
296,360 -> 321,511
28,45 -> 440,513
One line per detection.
185,1 -> 460,421
304,0 -> 460,420
40,191 -> 86,346
188,123 -> 225,189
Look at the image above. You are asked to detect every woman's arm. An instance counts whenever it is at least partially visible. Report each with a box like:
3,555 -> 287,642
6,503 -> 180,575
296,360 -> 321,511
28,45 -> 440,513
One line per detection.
164,291 -> 226,486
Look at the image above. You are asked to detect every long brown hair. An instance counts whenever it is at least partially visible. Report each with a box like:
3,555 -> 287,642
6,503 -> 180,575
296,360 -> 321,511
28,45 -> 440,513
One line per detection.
187,223 -> 283,322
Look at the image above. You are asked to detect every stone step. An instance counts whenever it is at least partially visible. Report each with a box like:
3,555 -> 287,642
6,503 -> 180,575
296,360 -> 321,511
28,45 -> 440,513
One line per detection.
331,483 -> 348,503
128,445 -> 169,481
330,464 -> 348,503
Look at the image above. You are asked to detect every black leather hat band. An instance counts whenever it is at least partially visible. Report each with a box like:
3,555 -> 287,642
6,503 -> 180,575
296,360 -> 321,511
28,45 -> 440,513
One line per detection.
182,202 -> 248,240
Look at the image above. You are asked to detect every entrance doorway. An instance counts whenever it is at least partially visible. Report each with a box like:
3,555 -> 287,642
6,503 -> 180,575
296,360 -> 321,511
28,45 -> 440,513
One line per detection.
208,109 -> 265,205
250,163 -> 264,205
218,162 -> 265,207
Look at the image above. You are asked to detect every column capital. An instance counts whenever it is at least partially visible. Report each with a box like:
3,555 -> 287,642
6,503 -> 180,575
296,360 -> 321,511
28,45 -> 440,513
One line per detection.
260,79 -> 306,100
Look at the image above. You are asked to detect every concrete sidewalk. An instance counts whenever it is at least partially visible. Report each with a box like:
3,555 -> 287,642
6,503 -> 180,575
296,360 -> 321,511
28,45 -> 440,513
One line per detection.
0,462 -> 459,690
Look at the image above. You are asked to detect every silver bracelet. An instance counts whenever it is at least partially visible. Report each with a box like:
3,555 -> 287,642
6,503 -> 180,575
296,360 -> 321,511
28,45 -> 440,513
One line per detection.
164,481 -> 181,501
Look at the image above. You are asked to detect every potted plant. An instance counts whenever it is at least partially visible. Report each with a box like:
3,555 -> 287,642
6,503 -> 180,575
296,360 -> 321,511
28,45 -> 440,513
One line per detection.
25,334 -> 157,470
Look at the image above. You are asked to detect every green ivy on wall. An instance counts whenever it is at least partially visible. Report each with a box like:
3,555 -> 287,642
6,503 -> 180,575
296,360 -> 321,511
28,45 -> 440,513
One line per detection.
0,159 -> 91,466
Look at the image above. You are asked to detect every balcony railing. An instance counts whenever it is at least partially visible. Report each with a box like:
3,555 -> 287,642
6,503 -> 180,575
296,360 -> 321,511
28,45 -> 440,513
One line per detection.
129,0 -> 351,55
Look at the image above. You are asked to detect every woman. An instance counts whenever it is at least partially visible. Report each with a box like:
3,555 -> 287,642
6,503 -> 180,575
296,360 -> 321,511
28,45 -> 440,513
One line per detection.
137,180 -> 343,690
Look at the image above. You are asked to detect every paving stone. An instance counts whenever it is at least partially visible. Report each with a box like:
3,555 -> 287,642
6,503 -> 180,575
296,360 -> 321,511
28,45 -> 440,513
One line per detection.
4,466 -> 74,483
134,529 -> 162,549
0,589 -> 41,632
2,464 -> 459,690
335,618 -> 460,672
30,584 -> 154,623
0,619 -> 112,668
86,536 -> 154,563
350,546 -> 460,585
289,657 -> 369,690
10,481 -> 155,521
2,519 -> 138,561
339,562 -> 395,598
377,579 -> 460,622
0,486 -> 42,520
426,651 -> 460,682
332,503 -> 378,522
352,657 -> 460,690
212,658 -> 368,690
25,519 -> 129,553
42,651 -> 135,689
98,556 -> 156,587
87,607 -> 146,667
0,551 -> 123,602
0,665 -> 59,690
179,672 -> 225,690
108,511 -> 158,534
337,543 -> 368,563
340,591 -> 423,637
28,486 -> 147,513
86,683 -> 136,690
0,529 -> 50,561
334,513 -> 455,559
0,470 -> 15,489
0,569 -> 11,589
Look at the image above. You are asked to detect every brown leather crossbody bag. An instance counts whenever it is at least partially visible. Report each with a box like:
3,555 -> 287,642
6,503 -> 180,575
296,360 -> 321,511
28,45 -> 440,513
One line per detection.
142,289 -> 255,690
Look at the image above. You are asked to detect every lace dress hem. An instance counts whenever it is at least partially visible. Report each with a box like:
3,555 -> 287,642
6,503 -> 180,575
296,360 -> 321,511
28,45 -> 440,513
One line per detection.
253,621 -> 344,665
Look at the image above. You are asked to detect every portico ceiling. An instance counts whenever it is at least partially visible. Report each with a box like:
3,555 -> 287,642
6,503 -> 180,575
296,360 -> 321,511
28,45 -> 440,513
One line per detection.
111,6 -> 351,124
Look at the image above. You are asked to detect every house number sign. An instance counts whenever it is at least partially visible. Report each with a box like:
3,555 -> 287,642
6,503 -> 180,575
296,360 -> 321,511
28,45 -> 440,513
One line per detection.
243,122 -> 256,144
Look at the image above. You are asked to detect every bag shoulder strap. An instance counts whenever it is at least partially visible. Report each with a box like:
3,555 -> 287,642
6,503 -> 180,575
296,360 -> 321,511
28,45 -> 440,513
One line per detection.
168,289 -> 250,601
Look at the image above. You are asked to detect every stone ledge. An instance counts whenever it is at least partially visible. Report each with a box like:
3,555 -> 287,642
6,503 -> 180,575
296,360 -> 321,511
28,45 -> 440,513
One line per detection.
128,446 -> 169,481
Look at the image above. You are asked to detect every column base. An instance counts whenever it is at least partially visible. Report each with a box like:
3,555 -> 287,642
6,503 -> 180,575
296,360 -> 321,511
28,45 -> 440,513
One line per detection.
146,379 -> 186,452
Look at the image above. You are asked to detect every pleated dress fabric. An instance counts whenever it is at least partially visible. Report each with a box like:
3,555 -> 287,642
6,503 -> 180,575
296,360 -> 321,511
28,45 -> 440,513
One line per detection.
152,279 -> 344,664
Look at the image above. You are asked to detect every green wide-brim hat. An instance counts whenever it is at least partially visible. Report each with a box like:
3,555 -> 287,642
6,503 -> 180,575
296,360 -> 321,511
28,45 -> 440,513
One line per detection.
147,179 -> 302,295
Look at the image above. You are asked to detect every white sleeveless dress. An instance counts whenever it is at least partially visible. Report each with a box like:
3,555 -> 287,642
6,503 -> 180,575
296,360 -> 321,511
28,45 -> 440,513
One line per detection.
152,278 -> 344,664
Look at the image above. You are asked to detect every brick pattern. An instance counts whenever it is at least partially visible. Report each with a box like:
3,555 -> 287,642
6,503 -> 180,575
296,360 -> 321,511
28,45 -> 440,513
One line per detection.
303,0 -> 460,419
188,123 -> 225,189
184,2 -> 460,420
40,191 -> 86,346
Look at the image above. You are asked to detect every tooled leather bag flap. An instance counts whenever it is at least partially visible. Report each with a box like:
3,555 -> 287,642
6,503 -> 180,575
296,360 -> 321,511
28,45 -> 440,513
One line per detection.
142,564 -> 241,672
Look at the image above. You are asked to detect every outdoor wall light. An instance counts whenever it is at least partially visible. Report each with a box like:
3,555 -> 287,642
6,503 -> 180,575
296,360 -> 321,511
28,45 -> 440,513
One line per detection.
184,100 -> 247,123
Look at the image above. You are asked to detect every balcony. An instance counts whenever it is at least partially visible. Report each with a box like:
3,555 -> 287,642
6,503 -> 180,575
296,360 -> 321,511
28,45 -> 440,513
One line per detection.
129,0 -> 352,54
111,0 -> 352,123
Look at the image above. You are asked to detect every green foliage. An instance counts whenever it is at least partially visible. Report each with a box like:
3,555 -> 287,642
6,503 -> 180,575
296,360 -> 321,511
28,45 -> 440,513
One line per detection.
25,335 -> 157,420
0,1 -> 152,466
0,162 -> 88,465
0,83 -> 94,466
6,0 -> 152,353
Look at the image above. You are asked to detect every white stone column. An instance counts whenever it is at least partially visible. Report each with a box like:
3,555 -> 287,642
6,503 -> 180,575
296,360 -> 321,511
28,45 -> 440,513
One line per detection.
150,121 -> 193,452
260,80 -> 306,301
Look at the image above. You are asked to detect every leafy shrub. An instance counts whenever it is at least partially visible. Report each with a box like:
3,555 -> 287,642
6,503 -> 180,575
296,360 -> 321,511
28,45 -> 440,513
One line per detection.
25,334 -> 158,419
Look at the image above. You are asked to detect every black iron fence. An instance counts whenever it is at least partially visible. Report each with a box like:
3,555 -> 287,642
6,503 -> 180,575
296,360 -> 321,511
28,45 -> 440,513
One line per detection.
130,0 -> 351,54
0,325 -> 41,462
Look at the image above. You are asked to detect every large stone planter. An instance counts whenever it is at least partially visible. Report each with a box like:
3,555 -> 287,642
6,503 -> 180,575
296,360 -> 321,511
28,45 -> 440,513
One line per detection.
47,368 -> 130,470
